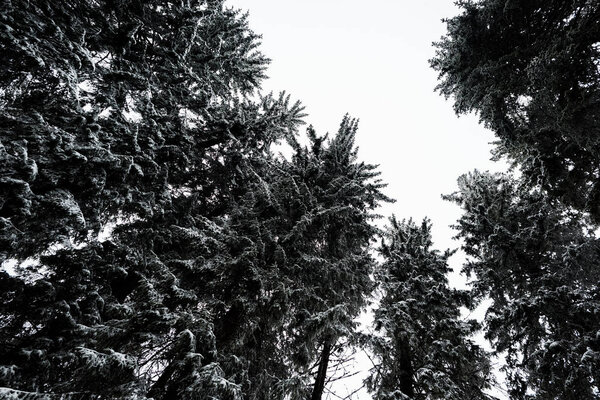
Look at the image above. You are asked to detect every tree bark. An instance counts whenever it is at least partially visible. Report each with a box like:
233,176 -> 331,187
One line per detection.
310,341 -> 333,400
398,334 -> 414,398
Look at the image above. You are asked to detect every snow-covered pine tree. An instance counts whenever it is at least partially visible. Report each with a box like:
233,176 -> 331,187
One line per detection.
445,171 -> 600,399
180,146 -> 313,399
430,0 -> 600,221
0,0 -> 305,398
126,117 -> 390,400
0,0 -> 273,258
368,217 -> 494,400
1,1 -> 392,399
105,92 -> 304,400
279,118 -> 392,400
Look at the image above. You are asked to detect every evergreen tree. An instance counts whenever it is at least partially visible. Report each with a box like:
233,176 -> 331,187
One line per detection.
157,117 -> 391,399
433,3 -> 600,397
1,1 -> 391,399
280,118 -> 391,400
0,0 -> 305,398
368,217 -> 494,400
0,0 -> 273,259
445,170 -> 600,399
431,0 -> 600,220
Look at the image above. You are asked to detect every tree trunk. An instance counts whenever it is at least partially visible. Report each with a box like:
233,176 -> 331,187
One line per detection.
310,341 -> 333,400
398,334 -> 414,398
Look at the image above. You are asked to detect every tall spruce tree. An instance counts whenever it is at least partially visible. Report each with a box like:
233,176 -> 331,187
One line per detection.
280,118 -> 391,400
432,2 -> 600,398
430,0 -> 600,220
0,0 -> 306,398
445,171 -> 600,399
368,217 -> 494,400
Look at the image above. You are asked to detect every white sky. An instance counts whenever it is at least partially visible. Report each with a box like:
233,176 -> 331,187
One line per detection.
233,1 -> 509,398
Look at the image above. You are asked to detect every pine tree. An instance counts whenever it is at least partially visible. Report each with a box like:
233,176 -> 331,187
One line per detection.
0,0 -> 274,259
433,3 -> 600,397
367,217 -> 494,400
2,1 -> 392,399
445,170 -> 600,399
104,92 -> 304,399
430,0 -> 600,220
167,117 -> 391,399
0,0 -> 305,398
278,118 -> 391,400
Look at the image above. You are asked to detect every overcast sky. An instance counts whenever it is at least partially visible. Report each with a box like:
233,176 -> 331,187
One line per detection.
232,1 -> 508,398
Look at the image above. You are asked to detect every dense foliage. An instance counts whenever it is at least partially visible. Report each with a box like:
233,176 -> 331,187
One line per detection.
0,0 -> 299,398
283,120 -> 391,400
433,1 -> 600,399
14,0 -> 600,399
431,0 -> 600,220
446,171 -> 600,399
0,1 -> 396,399
368,217 -> 494,400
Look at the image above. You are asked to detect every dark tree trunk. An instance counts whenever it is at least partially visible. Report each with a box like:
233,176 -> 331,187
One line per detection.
310,341 -> 333,400
398,334 -> 414,398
